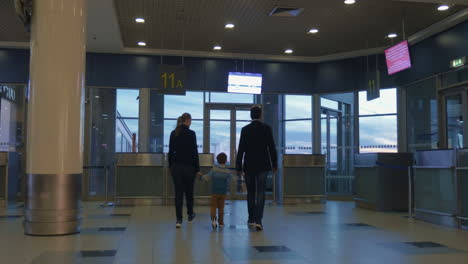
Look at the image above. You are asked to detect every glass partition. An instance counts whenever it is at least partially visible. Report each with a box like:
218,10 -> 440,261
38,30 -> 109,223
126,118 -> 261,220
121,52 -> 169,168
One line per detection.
284,95 -> 312,154
85,88 -> 117,199
445,94 -> 464,149
116,89 -> 139,152
405,78 -> 438,152
358,88 -> 397,153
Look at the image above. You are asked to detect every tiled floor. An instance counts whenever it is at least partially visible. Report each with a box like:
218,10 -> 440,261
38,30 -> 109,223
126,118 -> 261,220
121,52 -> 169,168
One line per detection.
1,201 -> 468,263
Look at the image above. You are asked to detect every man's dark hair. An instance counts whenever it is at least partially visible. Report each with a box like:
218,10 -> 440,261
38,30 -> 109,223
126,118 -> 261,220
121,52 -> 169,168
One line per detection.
216,152 -> 227,164
250,106 -> 262,120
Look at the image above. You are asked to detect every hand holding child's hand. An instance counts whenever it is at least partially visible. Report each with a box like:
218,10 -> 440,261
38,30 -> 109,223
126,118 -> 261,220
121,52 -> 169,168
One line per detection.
196,172 -> 203,180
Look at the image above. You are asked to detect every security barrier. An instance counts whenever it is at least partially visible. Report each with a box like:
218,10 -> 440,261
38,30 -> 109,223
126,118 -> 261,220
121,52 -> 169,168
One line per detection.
115,153 -> 166,205
282,154 -> 326,204
0,153 -> 7,207
354,153 -> 413,211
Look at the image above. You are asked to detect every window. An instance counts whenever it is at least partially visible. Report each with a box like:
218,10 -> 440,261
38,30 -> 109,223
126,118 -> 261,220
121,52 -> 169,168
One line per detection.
116,89 -> 139,152
164,92 -> 204,119
284,95 -> 312,154
321,98 -> 339,110
358,88 -> 397,153
406,78 -> 438,152
209,92 -> 254,104
163,92 -> 204,153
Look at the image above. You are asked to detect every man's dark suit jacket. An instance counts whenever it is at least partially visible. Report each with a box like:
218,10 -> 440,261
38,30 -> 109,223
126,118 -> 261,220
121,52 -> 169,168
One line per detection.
236,120 -> 278,175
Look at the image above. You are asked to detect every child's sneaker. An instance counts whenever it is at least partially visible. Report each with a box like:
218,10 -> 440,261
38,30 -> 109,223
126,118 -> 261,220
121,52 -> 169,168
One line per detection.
211,219 -> 218,230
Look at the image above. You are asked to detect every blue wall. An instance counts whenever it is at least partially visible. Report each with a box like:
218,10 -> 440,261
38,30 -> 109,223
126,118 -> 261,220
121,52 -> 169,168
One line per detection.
0,48 -> 29,84
1,20 -> 467,93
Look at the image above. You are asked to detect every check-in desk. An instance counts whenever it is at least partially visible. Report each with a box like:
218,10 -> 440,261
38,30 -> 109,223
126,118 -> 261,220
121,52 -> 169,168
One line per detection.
456,149 -> 468,229
282,154 -> 326,204
167,154 -> 214,205
413,149 -> 458,227
0,153 -> 7,207
354,153 -> 413,211
0,152 -> 18,207
115,153 -> 166,205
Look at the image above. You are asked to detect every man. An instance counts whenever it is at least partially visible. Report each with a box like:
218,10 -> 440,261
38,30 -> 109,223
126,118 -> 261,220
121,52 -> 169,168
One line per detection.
236,106 -> 277,231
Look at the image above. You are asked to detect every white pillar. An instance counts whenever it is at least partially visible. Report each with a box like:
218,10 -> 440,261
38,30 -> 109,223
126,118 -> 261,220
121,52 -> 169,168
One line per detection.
24,0 -> 86,235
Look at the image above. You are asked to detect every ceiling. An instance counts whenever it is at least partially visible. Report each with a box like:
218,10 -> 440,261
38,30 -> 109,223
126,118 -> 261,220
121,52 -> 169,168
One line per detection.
114,0 -> 467,56
0,0 -> 467,59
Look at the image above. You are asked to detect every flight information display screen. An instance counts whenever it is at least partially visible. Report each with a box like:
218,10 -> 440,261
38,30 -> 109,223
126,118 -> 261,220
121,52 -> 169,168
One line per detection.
385,40 -> 412,75
227,72 -> 262,94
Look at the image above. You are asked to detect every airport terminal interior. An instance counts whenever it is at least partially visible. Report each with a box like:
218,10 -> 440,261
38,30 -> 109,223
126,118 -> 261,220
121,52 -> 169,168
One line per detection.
1,0 -> 468,263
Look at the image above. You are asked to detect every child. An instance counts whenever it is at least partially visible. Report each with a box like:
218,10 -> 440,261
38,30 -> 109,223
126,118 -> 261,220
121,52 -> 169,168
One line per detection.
202,153 -> 234,229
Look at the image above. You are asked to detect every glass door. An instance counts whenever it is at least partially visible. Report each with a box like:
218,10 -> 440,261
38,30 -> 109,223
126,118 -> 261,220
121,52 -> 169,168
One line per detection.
445,93 -> 464,149
321,107 -> 353,195
209,110 -> 232,164
205,103 -> 272,200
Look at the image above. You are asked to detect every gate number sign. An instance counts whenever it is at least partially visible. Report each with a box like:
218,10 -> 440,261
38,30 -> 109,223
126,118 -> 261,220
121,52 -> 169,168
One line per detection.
159,65 -> 186,95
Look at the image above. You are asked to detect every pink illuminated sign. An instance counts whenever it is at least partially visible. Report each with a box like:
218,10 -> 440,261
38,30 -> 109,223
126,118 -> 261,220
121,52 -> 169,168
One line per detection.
385,40 -> 412,75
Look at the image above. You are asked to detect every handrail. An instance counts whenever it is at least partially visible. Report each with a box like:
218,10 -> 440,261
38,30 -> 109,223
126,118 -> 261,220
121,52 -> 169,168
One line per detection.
83,165 -> 107,169
413,166 -> 455,169
414,208 -> 455,217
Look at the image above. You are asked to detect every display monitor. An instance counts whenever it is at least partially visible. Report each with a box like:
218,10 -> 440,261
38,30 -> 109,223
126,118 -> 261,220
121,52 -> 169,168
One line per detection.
227,72 -> 262,94
385,40 -> 412,75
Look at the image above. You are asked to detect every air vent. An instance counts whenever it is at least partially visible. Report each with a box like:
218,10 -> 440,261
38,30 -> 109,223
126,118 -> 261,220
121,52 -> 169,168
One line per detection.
269,7 -> 304,17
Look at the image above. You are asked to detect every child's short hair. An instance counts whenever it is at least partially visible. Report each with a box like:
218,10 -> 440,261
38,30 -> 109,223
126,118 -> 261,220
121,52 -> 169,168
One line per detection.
216,153 -> 227,164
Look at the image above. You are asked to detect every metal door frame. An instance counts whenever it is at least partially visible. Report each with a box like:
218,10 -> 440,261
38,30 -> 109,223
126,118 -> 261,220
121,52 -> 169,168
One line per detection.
321,108 -> 341,173
321,104 -> 354,195
204,103 -> 275,200
203,103 -> 256,164
439,86 -> 468,149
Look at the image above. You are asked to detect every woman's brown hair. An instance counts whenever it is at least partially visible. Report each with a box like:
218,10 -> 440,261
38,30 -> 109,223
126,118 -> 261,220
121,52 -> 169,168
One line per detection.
175,113 -> 192,136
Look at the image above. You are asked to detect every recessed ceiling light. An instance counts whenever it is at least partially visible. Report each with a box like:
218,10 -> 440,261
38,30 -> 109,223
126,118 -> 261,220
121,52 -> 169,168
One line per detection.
437,4 -> 450,11
225,23 -> 235,29
308,28 -> 319,34
135,18 -> 145,23
344,0 -> 356,4
213,45 -> 222,50
284,49 -> 293,54
138,41 -> 146,46
387,33 -> 398,38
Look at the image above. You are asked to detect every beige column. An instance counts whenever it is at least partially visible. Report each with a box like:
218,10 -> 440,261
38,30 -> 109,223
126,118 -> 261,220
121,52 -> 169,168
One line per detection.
24,0 -> 86,235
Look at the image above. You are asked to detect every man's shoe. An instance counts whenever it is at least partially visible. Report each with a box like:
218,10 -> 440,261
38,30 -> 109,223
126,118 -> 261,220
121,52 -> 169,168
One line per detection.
188,213 -> 196,223
248,220 -> 255,227
176,221 -> 182,229
255,224 -> 263,231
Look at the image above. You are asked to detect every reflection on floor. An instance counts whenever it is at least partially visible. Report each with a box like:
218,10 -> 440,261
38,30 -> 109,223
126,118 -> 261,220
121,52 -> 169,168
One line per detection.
1,201 -> 468,263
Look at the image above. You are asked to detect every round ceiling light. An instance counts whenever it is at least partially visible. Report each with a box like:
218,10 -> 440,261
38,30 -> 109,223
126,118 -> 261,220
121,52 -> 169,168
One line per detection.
138,41 -> 146,46
387,33 -> 398,38
135,18 -> 145,23
437,4 -> 450,11
308,28 -> 319,34
225,23 -> 235,29
284,49 -> 293,54
213,45 -> 222,50
344,0 -> 356,4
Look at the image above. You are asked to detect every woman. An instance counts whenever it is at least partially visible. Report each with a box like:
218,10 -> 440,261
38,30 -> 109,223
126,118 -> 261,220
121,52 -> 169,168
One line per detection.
168,113 -> 201,228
